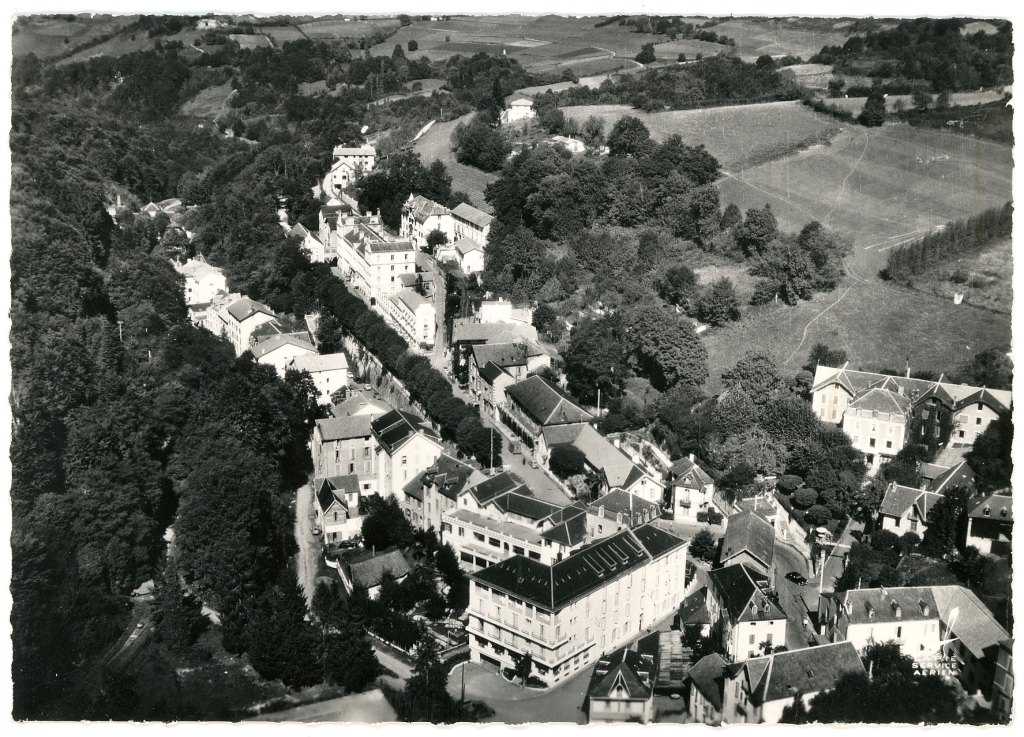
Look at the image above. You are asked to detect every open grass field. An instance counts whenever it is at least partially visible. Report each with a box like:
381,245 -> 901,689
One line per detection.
58,26 -> 206,65
412,114 -> 496,213
703,119 -> 1012,388
179,83 -> 236,118
369,15 -> 730,73
297,17 -> 400,39
12,14 -> 137,58
705,17 -> 852,61
562,101 -> 844,171
260,25 -> 307,45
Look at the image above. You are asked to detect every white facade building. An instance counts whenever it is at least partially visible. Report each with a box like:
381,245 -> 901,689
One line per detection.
174,255 -> 227,308
287,351 -> 350,403
467,524 -> 688,687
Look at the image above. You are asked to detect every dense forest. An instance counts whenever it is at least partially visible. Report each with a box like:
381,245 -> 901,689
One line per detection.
811,18 -> 1013,92
10,32 -> 532,719
551,56 -> 802,111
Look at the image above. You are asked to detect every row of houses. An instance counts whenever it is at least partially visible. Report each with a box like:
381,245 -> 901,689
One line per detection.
174,256 -> 349,402
399,193 -> 493,275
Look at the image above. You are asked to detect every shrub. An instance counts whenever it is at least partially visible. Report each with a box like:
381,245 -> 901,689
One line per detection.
870,529 -> 902,552
706,510 -> 724,526
777,474 -> 802,494
695,511 -> 708,523
408,39 -> 418,52
548,444 -> 587,479
791,487 -> 818,509
804,505 -> 832,526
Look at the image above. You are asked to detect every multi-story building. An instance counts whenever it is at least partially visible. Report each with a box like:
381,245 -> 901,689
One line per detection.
381,288 -> 436,348
818,586 -> 941,658
372,409 -> 443,498
706,564 -> 789,661
666,455 -> 718,521
289,222 -> 328,262
210,297 -> 278,356
477,362 -> 517,421
811,365 -> 1011,472
314,475 -> 362,545
467,524 -> 688,687
468,340 -> 550,395
688,653 -> 728,725
451,202 -> 494,246
445,472 -> 589,570
310,393 -> 392,491
820,585 -> 1011,705
584,490 -> 662,540
501,376 -> 593,458
877,483 -> 943,536
251,334 -> 318,378
174,254 -> 227,308
401,453 -> 482,533
322,144 -> 376,195
334,219 -> 417,305
286,351 -> 350,404
721,642 -> 866,724
399,194 -> 455,249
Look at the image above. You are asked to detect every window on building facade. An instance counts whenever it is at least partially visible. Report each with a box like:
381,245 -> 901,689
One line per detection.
869,438 -> 876,448
976,417 -> 982,425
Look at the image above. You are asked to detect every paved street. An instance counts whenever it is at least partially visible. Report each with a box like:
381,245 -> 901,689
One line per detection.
249,689 -> 397,722
449,660 -> 591,723
477,409 -> 572,506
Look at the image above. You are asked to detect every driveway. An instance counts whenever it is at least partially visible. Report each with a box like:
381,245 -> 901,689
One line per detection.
448,660 -> 591,724
294,481 -> 319,607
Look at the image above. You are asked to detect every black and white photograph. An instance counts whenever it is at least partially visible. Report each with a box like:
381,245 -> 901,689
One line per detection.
4,1 -> 1017,726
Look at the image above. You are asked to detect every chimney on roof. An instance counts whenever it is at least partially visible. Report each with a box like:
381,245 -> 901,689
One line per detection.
689,453 -> 695,462
920,601 -> 930,616
905,358 -> 911,379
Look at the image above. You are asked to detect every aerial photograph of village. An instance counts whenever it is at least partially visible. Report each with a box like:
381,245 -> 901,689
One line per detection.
6,3 -> 1016,726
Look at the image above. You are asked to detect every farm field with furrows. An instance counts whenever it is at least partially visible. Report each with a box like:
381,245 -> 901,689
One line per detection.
561,101 -> 844,171
704,120 -> 1012,387
411,114 -> 496,213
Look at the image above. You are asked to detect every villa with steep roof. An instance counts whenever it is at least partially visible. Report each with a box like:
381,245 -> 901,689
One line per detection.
467,524 -> 688,687
812,364 -> 1010,473
314,474 -> 363,545
877,482 -> 943,536
468,340 -> 550,394
212,296 -> 278,356
706,564 -> 788,661
667,454 -> 719,521
500,96 -> 536,125
289,222 -> 327,262
323,144 -> 375,194
586,643 -> 657,723
721,641 -> 866,724
689,652 -> 728,724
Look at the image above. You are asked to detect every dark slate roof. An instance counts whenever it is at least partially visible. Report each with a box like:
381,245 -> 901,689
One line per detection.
720,510 -> 775,569
746,642 -> 866,705
316,414 -> 375,441
472,341 -> 533,369
688,653 -> 728,710
632,524 -> 686,559
929,461 -> 975,494
587,489 -> 661,522
587,646 -> 655,701
678,588 -> 712,626
707,564 -> 786,623
812,365 -> 1011,413
955,387 -> 1010,413
916,381 -> 956,407
837,586 -> 939,625
878,483 -> 942,520
968,492 -> 1012,521
505,376 -> 593,427
479,361 -> 511,384
371,409 -> 440,454
492,492 -> 562,521
669,457 -> 714,488
316,475 -> 358,512
349,549 -> 411,590
919,462 -> 949,482
467,471 -> 531,505
540,508 -> 589,546
930,585 -> 1010,659
226,297 -> 275,323
472,524 -> 682,611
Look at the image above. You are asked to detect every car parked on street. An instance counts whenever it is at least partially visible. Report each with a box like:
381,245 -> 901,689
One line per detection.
785,571 -> 807,586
